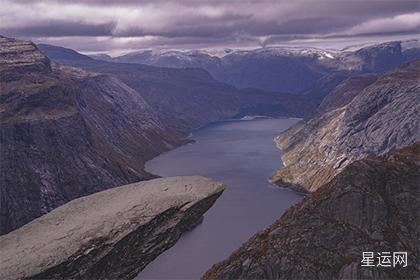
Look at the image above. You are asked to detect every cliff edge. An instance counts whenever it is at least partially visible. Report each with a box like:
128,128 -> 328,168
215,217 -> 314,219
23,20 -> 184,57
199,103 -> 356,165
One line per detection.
1,176 -> 224,280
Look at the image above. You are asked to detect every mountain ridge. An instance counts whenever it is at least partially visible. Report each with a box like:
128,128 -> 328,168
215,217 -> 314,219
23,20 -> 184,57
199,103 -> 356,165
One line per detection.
88,40 -> 420,95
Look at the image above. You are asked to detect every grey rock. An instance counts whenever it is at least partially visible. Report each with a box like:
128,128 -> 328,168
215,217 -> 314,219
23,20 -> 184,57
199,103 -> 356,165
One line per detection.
317,74 -> 378,112
0,176 -> 224,280
0,36 -> 51,81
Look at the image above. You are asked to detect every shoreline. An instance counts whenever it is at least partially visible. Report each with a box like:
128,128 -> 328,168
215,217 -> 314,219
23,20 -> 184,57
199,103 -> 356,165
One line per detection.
138,117 -> 304,279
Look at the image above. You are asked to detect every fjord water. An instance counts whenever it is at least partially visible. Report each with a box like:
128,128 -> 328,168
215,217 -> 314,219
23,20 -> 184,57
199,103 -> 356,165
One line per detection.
138,118 -> 303,279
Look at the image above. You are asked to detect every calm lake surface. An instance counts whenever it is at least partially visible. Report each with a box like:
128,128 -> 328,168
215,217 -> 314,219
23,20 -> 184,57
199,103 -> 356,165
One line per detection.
137,118 -> 303,279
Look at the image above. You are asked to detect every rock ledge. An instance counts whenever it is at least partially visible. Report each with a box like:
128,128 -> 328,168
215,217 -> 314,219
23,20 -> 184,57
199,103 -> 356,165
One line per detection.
0,176 -> 224,280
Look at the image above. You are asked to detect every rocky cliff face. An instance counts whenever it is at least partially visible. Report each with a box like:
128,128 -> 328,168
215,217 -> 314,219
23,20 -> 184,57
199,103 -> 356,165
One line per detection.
317,74 -> 378,112
0,176 -> 224,280
204,143 -> 420,279
0,37 -> 182,234
270,60 -> 420,192
0,35 -> 51,81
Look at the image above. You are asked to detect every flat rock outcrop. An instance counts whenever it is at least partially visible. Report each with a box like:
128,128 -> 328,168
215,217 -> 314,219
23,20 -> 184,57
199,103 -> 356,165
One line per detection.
270,60 -> 420,192
0,36 -> 51,81
204,143 -> 420,279
0,176 -> 224,280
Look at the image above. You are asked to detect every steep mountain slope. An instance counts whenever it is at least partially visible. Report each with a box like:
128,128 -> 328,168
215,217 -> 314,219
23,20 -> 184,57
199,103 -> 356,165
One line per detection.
317,74 -> 378,112
0,37 -> 182,234
1,176 -> 224,280
204,143 -> 420,279
270,60 -> 420,192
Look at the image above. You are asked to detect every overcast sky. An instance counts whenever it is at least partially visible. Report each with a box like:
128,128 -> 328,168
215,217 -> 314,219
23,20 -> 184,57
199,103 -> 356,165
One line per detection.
1,0 -> 419,55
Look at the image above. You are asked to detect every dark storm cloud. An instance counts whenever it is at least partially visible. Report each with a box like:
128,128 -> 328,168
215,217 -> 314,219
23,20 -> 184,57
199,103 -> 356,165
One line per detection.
246,17 -> 359,36
115,15 -> 359,38
1,21 -> 116,37
9,0 -> 418,15
1,0 -> 419,52
115,13 -> 251,38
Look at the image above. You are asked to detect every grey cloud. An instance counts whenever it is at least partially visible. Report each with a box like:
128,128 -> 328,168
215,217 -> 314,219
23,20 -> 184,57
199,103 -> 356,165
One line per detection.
1,20 -> 116,37
2,0 -> 419,52
245,17 -> 359,36
115,13 -> 252,38
12,0 -> 418,15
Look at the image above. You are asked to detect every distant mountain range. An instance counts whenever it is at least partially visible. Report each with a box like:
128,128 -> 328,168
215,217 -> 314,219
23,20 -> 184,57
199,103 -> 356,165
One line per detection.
90,40 -> 420,95
37,43 -> 321,126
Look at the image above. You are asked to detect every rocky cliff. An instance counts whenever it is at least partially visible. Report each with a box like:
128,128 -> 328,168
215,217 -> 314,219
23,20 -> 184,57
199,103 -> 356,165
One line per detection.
0,35 -> 51,81
317,74 -> 378,113
204,143 -> 420,279
1,176 -> 224,280
0,37 -> 182,234
270,60 -> 420,192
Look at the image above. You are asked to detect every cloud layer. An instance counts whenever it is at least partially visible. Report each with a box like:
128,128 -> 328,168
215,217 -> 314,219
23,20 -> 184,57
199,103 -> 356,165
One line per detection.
0,0 -> 418,53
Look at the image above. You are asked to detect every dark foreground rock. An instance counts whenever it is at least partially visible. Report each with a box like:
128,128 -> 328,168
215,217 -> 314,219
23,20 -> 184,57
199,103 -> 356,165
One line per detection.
204,143 -> 420,279
0,176 -> 224,280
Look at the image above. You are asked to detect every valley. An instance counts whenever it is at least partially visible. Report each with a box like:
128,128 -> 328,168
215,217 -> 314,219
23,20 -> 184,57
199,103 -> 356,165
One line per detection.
138,118 -> 303,279
1,31 -> 419,280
